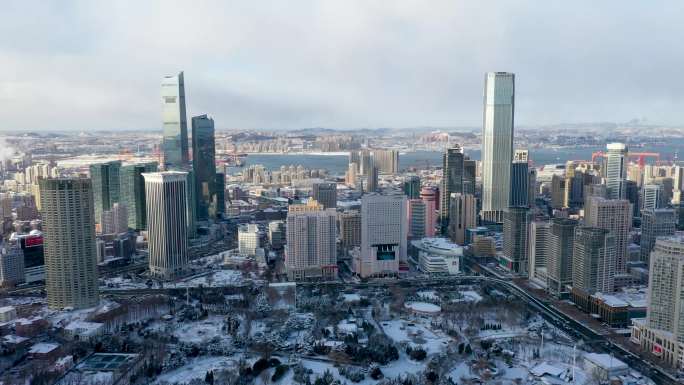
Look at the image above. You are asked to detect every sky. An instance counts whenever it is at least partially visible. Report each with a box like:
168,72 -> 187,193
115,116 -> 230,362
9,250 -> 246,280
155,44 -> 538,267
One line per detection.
1,0 -> 683,131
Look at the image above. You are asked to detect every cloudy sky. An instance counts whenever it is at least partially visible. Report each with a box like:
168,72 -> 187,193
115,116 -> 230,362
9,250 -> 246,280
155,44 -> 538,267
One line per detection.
1,1 -> 683,131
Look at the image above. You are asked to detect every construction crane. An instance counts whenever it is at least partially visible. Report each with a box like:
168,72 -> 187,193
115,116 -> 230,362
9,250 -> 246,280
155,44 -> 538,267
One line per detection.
591,151 -> 660,168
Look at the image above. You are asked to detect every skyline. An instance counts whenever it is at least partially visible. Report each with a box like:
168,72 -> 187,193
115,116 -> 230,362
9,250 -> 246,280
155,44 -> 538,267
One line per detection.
1,1 -> 684,131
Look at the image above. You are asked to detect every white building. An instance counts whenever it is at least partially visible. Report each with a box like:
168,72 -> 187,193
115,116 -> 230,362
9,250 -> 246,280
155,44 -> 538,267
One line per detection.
481,72 -> 515,223
0,245 -> 24,287
285,200 -> 337,280
583,353 -> 629,381
101,202 -> 128,235
354,193 -> 407,278
605,142 -> 627,199
410,237 -> 462,275
143,172 -> 188,280
238,224 -> 261,256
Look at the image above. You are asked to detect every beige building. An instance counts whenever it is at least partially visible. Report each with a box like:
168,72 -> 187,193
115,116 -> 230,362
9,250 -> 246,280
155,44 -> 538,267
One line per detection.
286,199 -> 337,280
631,236 -> 684,369
40,178 -> 99,310
584,196 -> 632,274
339,210 -> 361,249
448,193 -> 476,246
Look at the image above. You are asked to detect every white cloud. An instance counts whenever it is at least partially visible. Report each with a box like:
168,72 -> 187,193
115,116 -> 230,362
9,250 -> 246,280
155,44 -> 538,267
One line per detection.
0,0 -> 683,131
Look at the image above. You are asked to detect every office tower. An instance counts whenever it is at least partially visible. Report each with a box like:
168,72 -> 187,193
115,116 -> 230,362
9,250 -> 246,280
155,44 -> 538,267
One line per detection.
355,193 -> 408,278
185,170 -> 198,238
546,218 -> 578,297
339,210 -> 361,249
268,221 -> 285,250
162,72 -> 189,170
550,174 -> 566,209
403,176 -> 421,199
39,178 -> 98,309
420,187 -> 438,237
622,180 -> 640,218
346,162 -> 358,187
285,201 -> 337,280
312,182 -> 337,210
463,158 -> 477,195
585,197 -> 632,273
642,184 -> 664,211
90,161 -> 121,224
502,206 -> 531,274
238,224 -> 261,256
191,114 -> 217,221
407,199 -> 426,239
366,166 -> 378,193
528,221 -> 550,282
213,172 -> 225,217
528,168 -> 537,206
120,162 -> 157,230
448,193 -> 477,245
372,149 -> 399,174
359,149 -> 372,175
481,72 -> 515,223
572,227 -> 616,295
631,236 -> 684,367
605,143 -> 628,199
101,203 -> 128,235
0,245 -> 25,286
510,152 -> 529,207
440,146 -> 464,233
143,172 -> 188,280
349,151 -> 360,174
639,208 -> 675,263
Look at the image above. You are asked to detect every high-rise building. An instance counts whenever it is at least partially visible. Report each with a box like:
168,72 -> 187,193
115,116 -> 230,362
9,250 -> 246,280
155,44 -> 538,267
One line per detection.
605,143 -> 628,200
546,218 -> 578,297
0,245 -> 25,287
101,202 -> 128,235
630,236 -> 684,368
346,162 -> 358,187
639,208 -> 675,263
359,149 -> 372,176
372,149 -> 399,174
355,193 -> 407,278
39,178 -> 98,309
572,227 -> 616,295
120,162 -> 157,230
349,151 -> 360,174
550,174 -> 566,209
463,159 -> 477,195
403,176 -> 421,199
312,182 -> 337,210
502,206 -> 531,274
339,210 -> 361,249
440,146 -> 464,233
191,114 -> 217,221
528,221 -> 550,283
143,172 -> 188,280
585,197 -> 632,273
407,199 -> 426,239
213,172 -> 225,217
185,169 -> 198,238
448,193 -> 477,246
162,72 -> 189,170
285,201 -> 337,280
481,72 -> 515,223
268,221 -> 285,250
622,179 -> 640,218
528,168 -> 537,206
90,161 -> 121,224
420,187 -> 438,237
510,151 -> 529,207
642,184 -> 664,211
238,224 -> 261,256
366,166 -> 378,193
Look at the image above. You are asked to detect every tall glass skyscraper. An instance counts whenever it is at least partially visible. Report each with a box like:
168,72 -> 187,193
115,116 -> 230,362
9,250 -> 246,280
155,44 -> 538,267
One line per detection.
605,142 -> 628,199
90,160 -> 121,224
120,162 -> 158,230
439,146 -> 464,233
481,72 -> 515,223
191,114 -> 217,221
162,72 -> 189,170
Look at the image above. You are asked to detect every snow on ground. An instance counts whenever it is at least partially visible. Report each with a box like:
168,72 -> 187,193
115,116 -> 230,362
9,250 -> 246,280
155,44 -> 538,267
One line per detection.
172,270 -> 244,287
452,290 -> 483,303
154,356 -> 242,384
404,301 -> 441,314
416,290 -> 439,301
172,316 -> 228,343
381,319 -> 450,354
342,293 -> 361,302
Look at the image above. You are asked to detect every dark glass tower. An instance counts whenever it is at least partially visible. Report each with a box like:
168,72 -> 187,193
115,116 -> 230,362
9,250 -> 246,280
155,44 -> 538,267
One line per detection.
403,176 -> 421,199
90,160 -> 121,224
120,162 -> 158,230
191,114 -> 217,221
439,146 -> 464,233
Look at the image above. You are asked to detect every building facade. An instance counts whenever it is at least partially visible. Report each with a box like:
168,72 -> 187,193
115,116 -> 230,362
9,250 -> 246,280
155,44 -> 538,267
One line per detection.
440,146 -> 464,233
640,208 -> 676,263
191,114 -> 217,221
447,193 -> 476,246
502,206 -> 531,274
312,182 -> 337,210
585,196 -> 632,273
161,72 -> 189,170
285,201 -> 337,280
